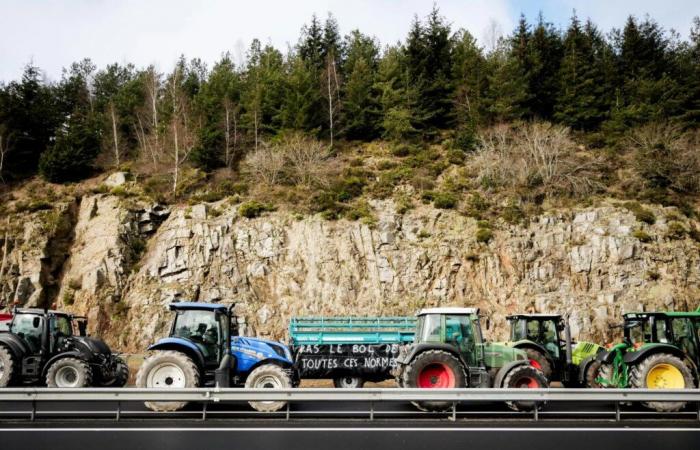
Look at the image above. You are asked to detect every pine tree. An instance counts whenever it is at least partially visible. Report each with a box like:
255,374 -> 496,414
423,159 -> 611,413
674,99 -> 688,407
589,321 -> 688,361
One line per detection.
484,43 -> 529,123
525,13 -> 563,119
341,31 -> 380,139
376,46 -> 417,140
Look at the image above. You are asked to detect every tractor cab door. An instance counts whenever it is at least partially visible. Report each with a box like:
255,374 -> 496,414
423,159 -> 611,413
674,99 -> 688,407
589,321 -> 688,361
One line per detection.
444,314 -> 480,366
670,318 -> 700,363
541,319 -> 561,359
172,310 -> 222,368
49,314 -> 73,354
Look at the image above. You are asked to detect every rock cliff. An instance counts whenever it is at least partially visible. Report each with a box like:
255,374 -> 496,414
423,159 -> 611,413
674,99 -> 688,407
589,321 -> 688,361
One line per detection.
1,192 -> 699,352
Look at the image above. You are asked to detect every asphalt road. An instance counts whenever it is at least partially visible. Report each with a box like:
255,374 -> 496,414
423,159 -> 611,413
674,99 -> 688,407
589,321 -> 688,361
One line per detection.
1,400 -> 698,450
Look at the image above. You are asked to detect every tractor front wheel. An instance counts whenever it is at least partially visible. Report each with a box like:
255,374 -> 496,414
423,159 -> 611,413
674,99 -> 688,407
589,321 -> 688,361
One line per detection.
46,358 -> 93,388
401,350 -> 467,412
584,360 -> 603,388
629,353 -> 694,412
501,364 -> 548,411
0,346 -> 16,387
245,364 -> 292,412
136,351 -> 200,412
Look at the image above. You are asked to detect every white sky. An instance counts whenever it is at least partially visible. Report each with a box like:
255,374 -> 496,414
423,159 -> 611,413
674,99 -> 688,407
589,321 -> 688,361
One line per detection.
0,0 -> 698,83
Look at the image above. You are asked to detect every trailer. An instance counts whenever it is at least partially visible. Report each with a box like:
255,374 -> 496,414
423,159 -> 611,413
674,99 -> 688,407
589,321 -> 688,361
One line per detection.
289,316 -> 416,388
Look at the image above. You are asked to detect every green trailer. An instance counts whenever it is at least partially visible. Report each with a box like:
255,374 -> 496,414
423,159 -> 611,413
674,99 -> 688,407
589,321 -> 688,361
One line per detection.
289,316 -> 415,387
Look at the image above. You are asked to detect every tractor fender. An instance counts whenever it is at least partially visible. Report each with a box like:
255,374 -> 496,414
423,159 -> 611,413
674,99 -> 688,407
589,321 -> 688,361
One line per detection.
512,341 -> 555,365
0,334 -> 29,360
148,338 -> 206,371
41,351 -> 84,377
493,360 -> 532,388
400,343 -> 470,370
623,344 -> 688,366
577,355 -> 598,385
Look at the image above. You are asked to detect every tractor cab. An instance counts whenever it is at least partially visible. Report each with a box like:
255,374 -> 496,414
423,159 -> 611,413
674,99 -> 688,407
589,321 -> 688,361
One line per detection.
414,307 -> 485,366
620,312 -> 700,362
508,314 -> 564,359
169,302 -> 231,368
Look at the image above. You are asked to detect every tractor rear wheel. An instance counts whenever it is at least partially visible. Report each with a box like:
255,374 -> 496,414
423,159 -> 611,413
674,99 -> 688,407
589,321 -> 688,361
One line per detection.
98,356 -> 130,387
629,353 -> 694,412
401,350 -> 467,412
501,364 -> 548,411
333,376 -> 365,388
523,348 -> 552,379
46,358 -> 93,388
136,351 -> 200,412
245,364 -> 292,412
0,346 -> 15,387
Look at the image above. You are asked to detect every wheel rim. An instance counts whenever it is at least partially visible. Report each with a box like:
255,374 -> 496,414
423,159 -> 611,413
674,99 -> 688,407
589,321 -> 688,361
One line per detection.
529,359 -> 542,370
417,363 -> 455,388
253,374 -> 283,406
339,377 -> 359,388
55,366 -> 80,387
511,376 -> 539,388
646,363 -> 685,389
146,363 -> 187,388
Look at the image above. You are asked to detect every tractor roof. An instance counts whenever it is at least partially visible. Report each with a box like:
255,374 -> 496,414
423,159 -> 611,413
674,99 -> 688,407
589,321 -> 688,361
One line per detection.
417,307 -> 479,316
507,314 -> 563,320
624,311 -> 700,319
169,302 -> 229,312
14,308 -> 69,316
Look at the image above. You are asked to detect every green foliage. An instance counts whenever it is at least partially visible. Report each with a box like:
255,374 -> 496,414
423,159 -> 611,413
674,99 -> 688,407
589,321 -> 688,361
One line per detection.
475,228 -> 493,243
238,201 -> 275,218
632,229 -> 653,243
39,112 -> 102,183
666,221 -> 687,240
14,200 -> 53,213
432,192 -> 458,209
623,202 -> 656,224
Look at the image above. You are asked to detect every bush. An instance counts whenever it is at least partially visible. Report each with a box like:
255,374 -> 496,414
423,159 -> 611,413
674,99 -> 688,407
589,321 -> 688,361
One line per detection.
666,221 -> 687,240
390,143 -> 413,157
623,202 -> 656,225
238,201 -> 275,219
432,192 -> 458,209
632,229 -> 653,243
476,228 -> 493,243
453,122 -> 477,152
501,203 -> 525,224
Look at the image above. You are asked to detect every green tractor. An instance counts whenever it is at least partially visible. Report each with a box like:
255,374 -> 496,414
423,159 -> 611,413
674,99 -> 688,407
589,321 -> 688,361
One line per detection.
596,311 -> 700,412
503,314 -> 604,387
396,307 -> 548,412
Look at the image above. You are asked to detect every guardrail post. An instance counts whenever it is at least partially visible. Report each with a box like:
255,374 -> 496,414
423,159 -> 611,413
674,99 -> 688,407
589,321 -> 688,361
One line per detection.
202,402 -> 208,421
451,402 -> 456,422
370,401 -> 374,421
696,402 -> 700,422
116,401 -> 121,422
30,399 -> 35,422
615,402 -> 621,422
285,402 -> 290,421
534,405 -> 539,422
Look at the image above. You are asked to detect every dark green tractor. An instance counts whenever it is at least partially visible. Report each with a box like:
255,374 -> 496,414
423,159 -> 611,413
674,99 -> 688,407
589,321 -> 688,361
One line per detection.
503,314 -> 604,387
396,307 -> 548,412
596,311 -> 700,411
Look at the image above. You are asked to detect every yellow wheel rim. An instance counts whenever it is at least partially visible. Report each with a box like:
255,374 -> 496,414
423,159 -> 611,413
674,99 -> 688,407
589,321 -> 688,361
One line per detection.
646,363 -> 685,389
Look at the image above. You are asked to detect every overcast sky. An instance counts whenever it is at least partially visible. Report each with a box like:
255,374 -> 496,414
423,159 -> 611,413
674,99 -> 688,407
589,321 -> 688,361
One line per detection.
0,0 -> 698,83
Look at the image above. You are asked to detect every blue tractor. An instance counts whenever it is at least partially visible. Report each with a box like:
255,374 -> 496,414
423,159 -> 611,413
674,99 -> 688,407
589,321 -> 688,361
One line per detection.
135,302 -> 295,412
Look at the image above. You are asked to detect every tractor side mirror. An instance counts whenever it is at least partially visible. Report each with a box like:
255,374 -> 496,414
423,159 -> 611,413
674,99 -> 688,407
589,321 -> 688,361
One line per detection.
32,317 -> 41,328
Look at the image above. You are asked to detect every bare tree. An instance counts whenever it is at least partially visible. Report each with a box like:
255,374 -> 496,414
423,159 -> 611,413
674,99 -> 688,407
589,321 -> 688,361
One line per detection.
323,55 -> 341,146
482,19 -> 503,54
108,101 -> 121,167
285,134 -> 330,186
244,143 -> 285,185
223,98 -> 240,168
168,67 -> 198,193
135,67 -> 163,166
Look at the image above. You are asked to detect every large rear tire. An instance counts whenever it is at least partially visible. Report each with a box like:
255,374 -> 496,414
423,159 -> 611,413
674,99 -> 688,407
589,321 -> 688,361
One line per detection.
401,350 -> 467,412
501,364 -> 548,411
584,360 -> 603,388
46,358 -> 93,388
333,376 -> 365,388
523,348 -> 552,379
98,356 -> 130,387
245,364 -> 292,412
136,351 -> 200,412
629,353 -> 694,412
0,346 -> 15,387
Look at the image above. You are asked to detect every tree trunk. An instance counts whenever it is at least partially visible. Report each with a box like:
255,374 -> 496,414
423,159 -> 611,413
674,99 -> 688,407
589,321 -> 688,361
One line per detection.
224,101 -> 231,167
328,64 -> 334,146
172,119 -> 179,193
110,102 -> 120,167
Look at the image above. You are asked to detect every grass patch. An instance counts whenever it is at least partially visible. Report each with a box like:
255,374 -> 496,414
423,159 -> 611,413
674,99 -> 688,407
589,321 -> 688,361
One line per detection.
238,201 -> 275,219
623,202 -> 656,225
632,229 -> 653,243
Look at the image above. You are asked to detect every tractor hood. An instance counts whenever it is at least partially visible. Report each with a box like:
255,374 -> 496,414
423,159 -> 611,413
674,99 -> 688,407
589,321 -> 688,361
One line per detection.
482,342 -> 528,369
71,336 -> 113,356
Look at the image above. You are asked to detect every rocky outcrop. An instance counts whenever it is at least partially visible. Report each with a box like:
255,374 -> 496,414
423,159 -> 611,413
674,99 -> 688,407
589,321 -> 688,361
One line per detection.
2,194 -> 699,352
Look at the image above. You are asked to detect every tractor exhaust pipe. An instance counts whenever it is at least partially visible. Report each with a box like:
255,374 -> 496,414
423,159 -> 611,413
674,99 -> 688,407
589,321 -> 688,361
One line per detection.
564,315 -> 573,366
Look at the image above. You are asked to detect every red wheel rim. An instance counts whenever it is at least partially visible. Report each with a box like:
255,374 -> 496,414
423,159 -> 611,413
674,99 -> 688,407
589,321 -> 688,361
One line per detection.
417,363 -> 456,388
513,376 -> 539,388
529,359 -> 542,370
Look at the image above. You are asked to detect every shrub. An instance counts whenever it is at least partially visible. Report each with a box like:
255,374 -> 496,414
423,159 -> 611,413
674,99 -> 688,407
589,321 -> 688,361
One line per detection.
623,202 -> 656,225
476,228 -> 493,243
345,200 -> 373,221
666,221 -> 687,240
390,143 -> 413,157
61,290 -> 75,306
632,229 -> 653,243
417,230 -> 431,239
238,201 -> 275,219
476,220 -> 490,229
453,122 -> 477,152
501,203 -> 525,224
432,192 -> 458,209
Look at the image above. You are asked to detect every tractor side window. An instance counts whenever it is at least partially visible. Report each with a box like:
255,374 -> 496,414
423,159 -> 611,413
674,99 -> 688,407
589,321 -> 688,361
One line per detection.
542,320 -> 560,358
672,318 -> 699,361
50,315 -> 73,352
173,310 -> 220,363
511,319 -> 527,341
10,314 -> 43,353
654,319 -> 669,343
418,314 -> 441,343
526,320 -> 540,341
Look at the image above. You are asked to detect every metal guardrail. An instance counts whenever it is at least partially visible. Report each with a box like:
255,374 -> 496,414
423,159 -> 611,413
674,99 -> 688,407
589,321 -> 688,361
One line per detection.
1,387 -> 698,402
1,388 -> 699,423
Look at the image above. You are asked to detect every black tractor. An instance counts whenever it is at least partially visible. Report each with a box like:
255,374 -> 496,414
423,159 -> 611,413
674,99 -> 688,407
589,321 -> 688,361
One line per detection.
0,307 -> 128,388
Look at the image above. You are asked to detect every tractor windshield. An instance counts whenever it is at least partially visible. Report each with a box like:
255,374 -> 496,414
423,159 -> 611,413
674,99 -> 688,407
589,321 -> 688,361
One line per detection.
624,318 -> 651,345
